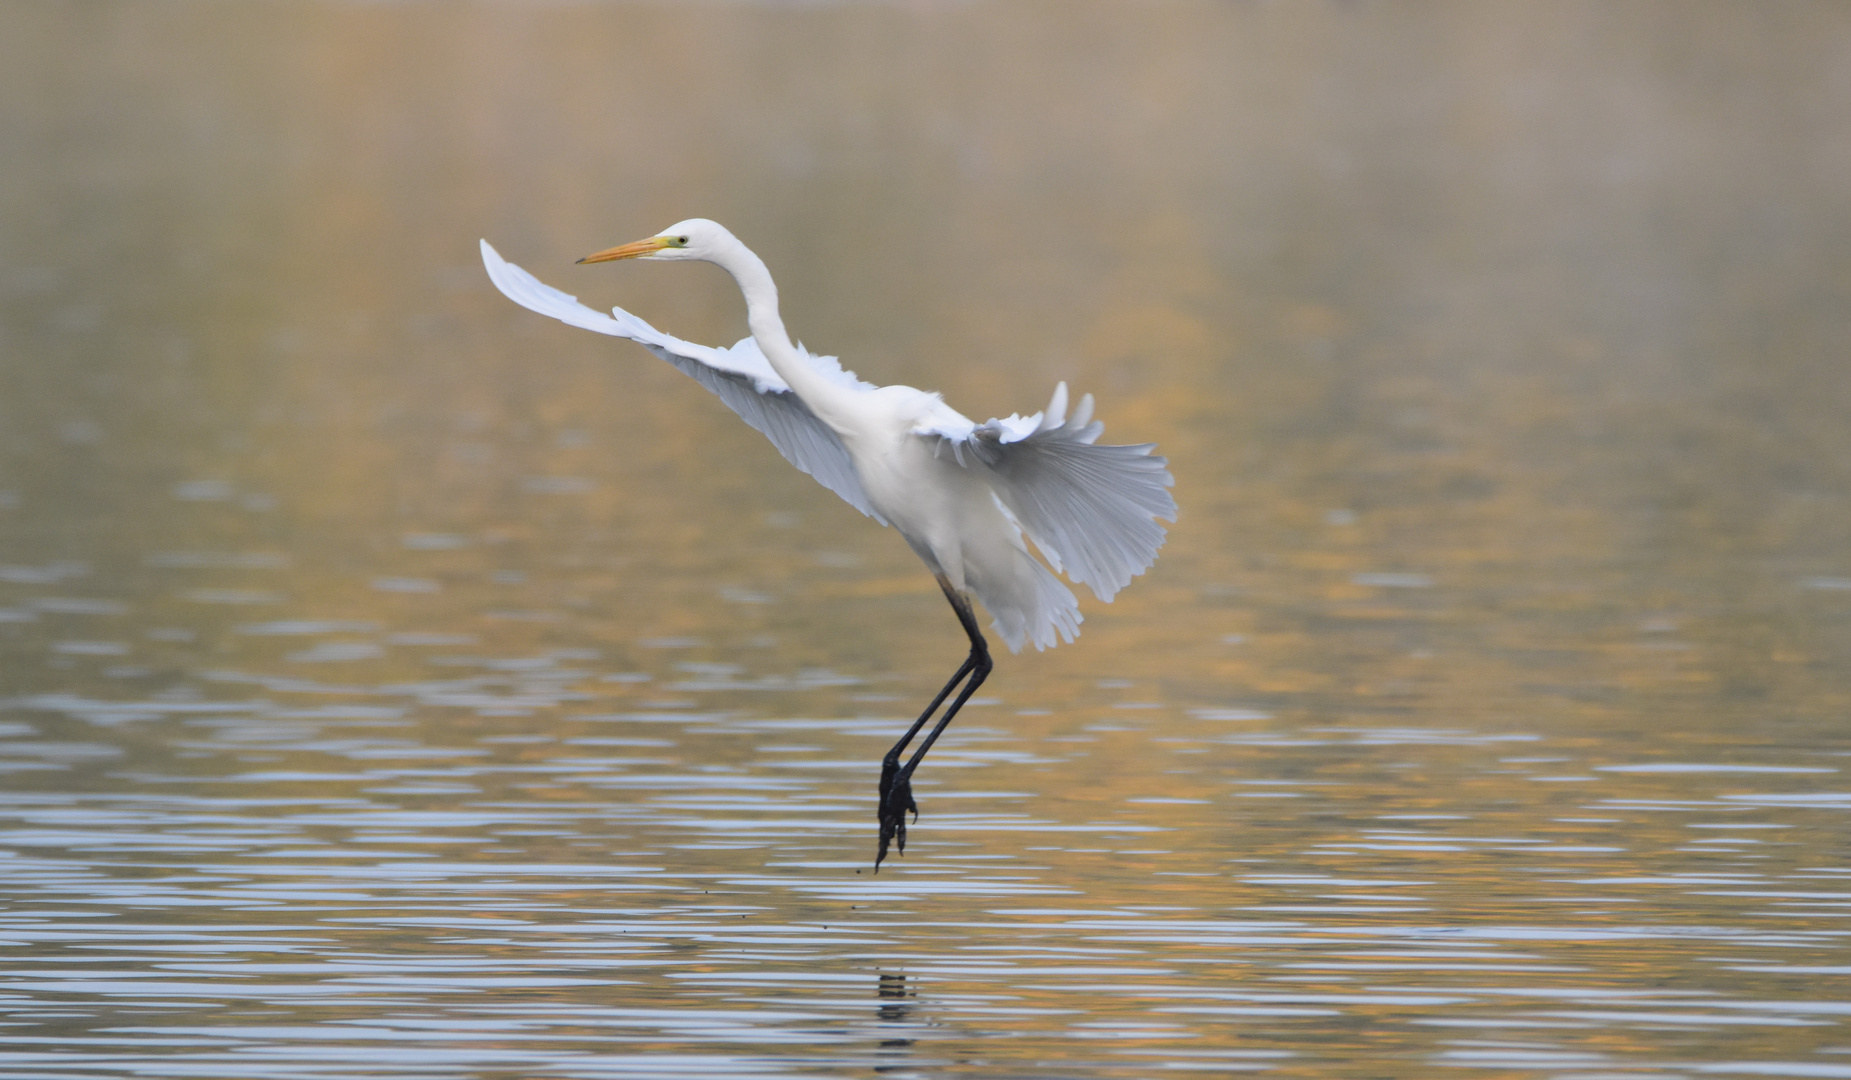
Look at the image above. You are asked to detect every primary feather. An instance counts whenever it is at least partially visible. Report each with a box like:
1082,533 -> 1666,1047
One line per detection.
482,239 -> 885,523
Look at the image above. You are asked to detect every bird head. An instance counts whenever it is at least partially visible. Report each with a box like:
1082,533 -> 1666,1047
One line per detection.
577,218 -> 736,265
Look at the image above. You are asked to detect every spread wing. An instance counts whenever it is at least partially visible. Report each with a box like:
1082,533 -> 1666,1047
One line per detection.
481,240 -> 884,524
918,383 -> 1176,601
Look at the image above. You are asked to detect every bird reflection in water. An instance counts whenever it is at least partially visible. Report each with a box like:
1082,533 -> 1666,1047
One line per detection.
876,972 -> 916,1051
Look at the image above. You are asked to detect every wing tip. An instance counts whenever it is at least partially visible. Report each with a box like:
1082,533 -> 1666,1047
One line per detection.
1041,382 -> 1070,432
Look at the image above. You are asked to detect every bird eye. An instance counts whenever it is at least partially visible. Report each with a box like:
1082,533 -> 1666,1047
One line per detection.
676,236 -> 689,246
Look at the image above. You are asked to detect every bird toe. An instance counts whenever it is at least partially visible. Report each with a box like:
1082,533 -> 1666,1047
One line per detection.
875,764 -> 919,869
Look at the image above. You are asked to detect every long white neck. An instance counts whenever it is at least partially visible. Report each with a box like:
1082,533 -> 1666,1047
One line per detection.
711,237 -> 862,428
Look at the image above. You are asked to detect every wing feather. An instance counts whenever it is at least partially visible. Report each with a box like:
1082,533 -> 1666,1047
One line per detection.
481,240 -> 884,524
925,382 -> 1175,602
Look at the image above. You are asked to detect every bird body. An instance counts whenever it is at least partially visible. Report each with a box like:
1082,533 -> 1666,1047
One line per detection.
866,423 -> 1080,650
483,218 -> 1175,863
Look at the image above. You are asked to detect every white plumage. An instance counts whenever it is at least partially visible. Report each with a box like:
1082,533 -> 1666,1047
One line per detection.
481,218 -> 1175,864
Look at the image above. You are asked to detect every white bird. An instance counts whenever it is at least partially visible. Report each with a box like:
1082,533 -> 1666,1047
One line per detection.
481,219 -> 1175,866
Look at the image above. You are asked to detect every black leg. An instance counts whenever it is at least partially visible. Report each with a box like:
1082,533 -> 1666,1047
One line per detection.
876,576 -> 993,869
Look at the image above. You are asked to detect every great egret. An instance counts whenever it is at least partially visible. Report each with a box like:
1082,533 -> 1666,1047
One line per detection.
481,220 -> 1175,866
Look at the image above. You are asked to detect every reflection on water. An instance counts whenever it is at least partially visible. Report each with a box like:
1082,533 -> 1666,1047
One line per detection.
2,686 -> 1849,1076
4,1 -> 1851,1076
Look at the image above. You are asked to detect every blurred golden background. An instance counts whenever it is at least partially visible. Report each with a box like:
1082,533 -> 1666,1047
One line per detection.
1,5 -> 1850,1072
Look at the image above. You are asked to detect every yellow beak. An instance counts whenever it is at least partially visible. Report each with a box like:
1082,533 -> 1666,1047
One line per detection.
576,235 -> 673,264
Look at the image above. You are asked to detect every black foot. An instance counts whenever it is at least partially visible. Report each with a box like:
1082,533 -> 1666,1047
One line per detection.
875,757 -> 919,870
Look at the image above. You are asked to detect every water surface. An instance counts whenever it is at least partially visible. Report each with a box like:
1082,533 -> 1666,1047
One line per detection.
2,2 -> 1850,1076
